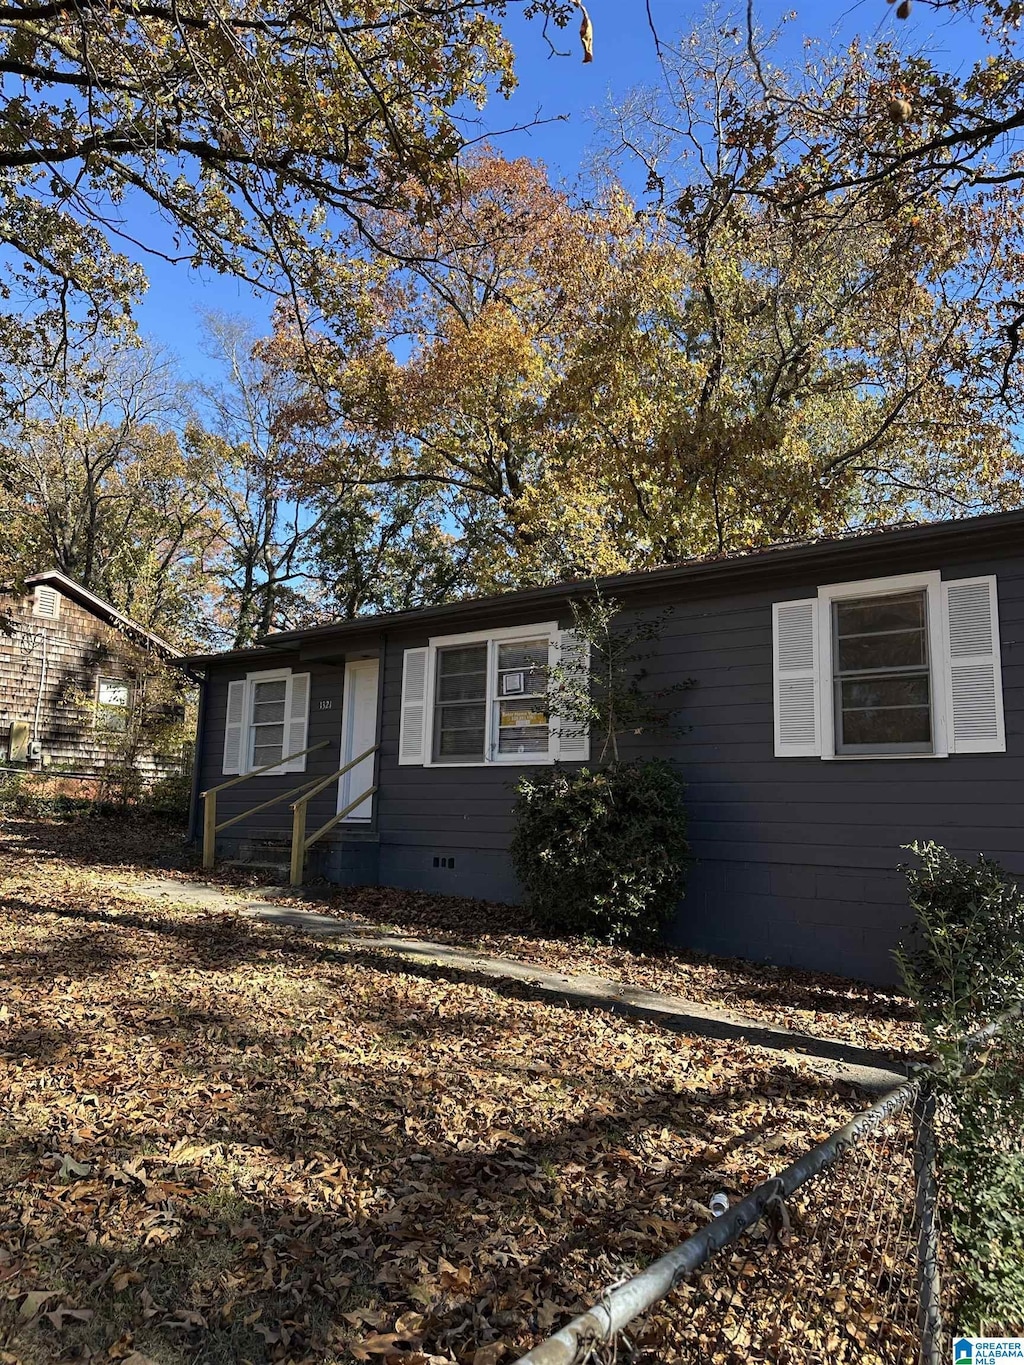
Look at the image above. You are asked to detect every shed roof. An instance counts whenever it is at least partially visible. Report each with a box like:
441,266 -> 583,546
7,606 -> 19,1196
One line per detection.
23,571 -> 183,661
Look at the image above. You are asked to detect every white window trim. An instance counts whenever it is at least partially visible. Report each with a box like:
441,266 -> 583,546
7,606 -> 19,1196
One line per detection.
817,570 -> 948,761
424,621 -> 560,768
94,674 -> 132,732
244,666 -> 293,773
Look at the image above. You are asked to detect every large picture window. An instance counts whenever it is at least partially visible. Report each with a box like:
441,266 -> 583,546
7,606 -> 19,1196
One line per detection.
832,590 -> 932,754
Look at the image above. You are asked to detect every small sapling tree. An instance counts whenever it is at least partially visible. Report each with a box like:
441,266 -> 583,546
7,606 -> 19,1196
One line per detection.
510,587 -> 690,945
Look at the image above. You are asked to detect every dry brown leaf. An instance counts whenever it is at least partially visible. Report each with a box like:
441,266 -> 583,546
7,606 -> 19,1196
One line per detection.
577,2 -> 593,62
16,1290 -> 57,1322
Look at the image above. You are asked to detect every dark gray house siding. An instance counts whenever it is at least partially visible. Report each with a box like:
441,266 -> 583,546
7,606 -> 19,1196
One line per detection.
633,551 -> 1024,983
370,619 -> 577,903
190,513 -> 1024,986
197,653 -> 362,869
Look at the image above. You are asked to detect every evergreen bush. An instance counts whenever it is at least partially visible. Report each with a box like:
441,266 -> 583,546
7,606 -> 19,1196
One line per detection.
510,759 -> 689,946
897,840 -> 1024,1037
898,841 -> 1024,1334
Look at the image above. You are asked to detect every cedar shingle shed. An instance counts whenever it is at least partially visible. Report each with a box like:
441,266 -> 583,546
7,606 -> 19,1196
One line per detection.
1,570 -> 186,778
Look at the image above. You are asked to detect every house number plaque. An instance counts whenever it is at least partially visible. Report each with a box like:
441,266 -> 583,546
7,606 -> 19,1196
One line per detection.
318,699 -> 333,710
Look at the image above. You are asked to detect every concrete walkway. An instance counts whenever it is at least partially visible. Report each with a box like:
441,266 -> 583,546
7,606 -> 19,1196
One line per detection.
128,875 -> 908,1095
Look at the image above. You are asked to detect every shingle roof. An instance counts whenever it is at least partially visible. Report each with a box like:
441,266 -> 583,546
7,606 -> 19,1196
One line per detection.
23,571 -> 182,661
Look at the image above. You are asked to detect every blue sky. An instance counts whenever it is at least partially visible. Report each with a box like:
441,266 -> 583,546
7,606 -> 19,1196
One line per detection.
128,0 -> 983,384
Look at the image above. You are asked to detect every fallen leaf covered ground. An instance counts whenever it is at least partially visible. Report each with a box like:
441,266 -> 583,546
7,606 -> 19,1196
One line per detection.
312,888 -> 924,1060
1,816 -> 921,1363
7,816 -> 924,1061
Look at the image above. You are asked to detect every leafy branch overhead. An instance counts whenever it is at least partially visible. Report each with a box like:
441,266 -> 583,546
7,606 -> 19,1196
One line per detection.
0,0 -> 577,353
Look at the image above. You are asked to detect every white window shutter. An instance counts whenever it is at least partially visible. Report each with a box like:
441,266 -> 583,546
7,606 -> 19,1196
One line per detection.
399,648 -> 429,765
553,629 -> 590,762
222,680 -> 246,774
283,672 -> 311,772
942,576 -> 1005,753
773,600 -> 820,757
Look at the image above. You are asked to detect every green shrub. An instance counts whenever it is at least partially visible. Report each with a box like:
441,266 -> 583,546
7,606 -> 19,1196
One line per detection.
510,759 -> 689,946
940,1025 -> 1024,1336
0,770 -> 26,811
898,842 -> 1024,1335
896,840 -> 1024,1037
147,768 -> 192,823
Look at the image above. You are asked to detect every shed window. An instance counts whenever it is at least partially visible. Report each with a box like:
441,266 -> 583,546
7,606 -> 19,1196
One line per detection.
832,591 -> 932,754
96,677 -> 131,732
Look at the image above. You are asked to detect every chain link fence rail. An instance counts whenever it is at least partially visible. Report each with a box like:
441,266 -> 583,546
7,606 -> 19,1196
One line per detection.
516,1007 -> 1024,1365
515,1076 -> 932,1365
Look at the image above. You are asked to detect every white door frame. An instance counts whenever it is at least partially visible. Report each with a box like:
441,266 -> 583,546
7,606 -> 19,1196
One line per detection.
337,658 -> 380,821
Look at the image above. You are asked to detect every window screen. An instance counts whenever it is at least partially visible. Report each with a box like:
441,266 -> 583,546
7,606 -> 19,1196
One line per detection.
433,644 -> 487,761
250,677 -> 287,769
832,591 -> 932,754
494,638 -> 549,756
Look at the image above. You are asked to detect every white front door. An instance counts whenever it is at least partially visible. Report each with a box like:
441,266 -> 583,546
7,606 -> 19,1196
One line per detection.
338,659 -> 379,821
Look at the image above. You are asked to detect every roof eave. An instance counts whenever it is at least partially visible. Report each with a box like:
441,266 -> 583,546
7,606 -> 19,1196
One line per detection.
24,570 -> 183,660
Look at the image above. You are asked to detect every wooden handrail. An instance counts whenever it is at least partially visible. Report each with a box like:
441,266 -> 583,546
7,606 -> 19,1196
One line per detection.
289,743 -> 379,886
200,739 -> 331,798
213,773 -> 324,836
288,743 -> 379,812
200,739 -> 332,871
304,786 -> 379,853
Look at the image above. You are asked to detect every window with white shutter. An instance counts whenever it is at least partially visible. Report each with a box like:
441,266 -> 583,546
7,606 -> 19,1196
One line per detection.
222,680 -> 246,774
399,648 -> 429,764
282,672 -> 311,772
942,576 -> 1005,753
223,669 -> 313,775
399,622 -> 562,766
552,629 -> 590,762
772,599 -> 820,757
774,570 -> 1006,760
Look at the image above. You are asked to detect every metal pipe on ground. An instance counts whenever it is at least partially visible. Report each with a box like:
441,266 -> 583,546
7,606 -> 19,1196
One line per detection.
513,1078 -> 920,1365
